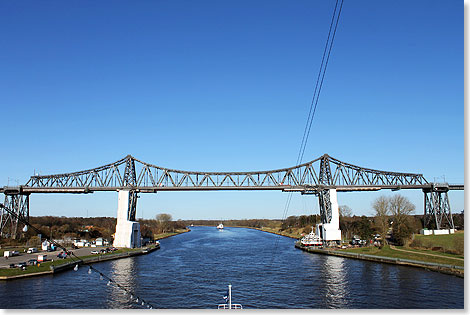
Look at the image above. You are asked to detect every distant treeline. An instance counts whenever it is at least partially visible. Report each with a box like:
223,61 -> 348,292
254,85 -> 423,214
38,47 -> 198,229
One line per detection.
187,219 -> 282,229
188,212 -> 464,244
1,215 -> 187,246
1,211 -> 463,247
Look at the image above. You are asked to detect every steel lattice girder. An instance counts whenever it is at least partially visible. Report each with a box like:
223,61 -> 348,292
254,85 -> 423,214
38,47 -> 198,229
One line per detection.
318,189 -> 332,224
423,186 -> 454,230
0,194 -> 29,239
23,154 -> 429,191
127,190 -> 138,221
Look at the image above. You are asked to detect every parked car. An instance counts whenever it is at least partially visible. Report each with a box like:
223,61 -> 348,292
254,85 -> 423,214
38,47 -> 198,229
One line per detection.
15,262 -> 27,268
28,259 -> 38,265
91,250 -> 99,255
27,248 -> 38,254
57,252 -> 67,259
99,249 -> 107,254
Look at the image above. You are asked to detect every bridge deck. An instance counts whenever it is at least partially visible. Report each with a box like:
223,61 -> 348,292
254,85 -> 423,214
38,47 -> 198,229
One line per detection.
1,154 -> 464,194
0,184 -> 464,194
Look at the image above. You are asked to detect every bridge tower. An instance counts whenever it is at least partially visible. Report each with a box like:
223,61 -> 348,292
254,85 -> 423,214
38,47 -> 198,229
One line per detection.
113,156 -> 141,248
313,155 -> 342,243
316,189 -> 342,242
423,183 -> 455,230
0,192 -> 29,239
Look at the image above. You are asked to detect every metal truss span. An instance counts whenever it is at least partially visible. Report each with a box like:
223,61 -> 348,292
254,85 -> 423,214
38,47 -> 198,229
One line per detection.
21,154 -> 429,192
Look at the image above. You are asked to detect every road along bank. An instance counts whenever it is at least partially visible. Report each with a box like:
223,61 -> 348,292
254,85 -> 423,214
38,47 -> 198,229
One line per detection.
0,244 -> 160,280
295,243 -> 464,278
0,229 -> 191,281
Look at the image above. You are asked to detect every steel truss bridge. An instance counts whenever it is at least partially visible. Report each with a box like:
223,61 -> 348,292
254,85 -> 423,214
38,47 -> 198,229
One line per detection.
0,154 -> 464,238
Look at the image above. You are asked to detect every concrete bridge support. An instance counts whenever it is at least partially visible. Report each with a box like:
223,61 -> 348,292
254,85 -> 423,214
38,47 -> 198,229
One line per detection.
113,190 -> 141,248
316,189 -> 341,242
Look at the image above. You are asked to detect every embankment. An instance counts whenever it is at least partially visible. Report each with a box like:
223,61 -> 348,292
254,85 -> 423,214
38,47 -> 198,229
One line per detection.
295,243 -> 464,278
0,245 -> 160,280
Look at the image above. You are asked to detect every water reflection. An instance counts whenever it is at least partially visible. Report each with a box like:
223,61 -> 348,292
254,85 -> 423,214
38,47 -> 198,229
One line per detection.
106,258 -> 137,308
322,255 -> 348,308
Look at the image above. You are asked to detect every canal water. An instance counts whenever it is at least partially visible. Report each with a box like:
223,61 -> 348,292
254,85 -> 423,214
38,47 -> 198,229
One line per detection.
0,226 -> 464,309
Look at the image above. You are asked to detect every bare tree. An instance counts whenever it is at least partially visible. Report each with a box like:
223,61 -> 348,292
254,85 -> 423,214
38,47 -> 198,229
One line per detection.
156,213 -> 173,233
372,196 -> 390,243
389,195 -> 415,245
339,205 -> 353,217
389,195 -> 415,225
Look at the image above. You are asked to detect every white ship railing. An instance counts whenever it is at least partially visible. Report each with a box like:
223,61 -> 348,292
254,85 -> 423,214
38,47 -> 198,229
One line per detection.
217,304 -> 243,309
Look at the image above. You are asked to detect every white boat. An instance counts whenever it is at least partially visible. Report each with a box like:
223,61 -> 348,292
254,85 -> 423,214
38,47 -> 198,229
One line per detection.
218,284 -> 243,309
300,226 -> 323,246
217,223 -> 224,230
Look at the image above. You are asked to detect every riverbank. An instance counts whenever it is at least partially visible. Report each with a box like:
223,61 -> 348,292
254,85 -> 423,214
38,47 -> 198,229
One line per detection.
0,244 -> 160,280
295,243 -> 464,278
0,229 -> 190,281
154,228 -> 190,240
248,227 -> 299,239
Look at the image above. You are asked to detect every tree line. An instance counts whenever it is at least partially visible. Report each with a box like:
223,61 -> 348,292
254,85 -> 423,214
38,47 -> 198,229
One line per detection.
1,194 -> 463,247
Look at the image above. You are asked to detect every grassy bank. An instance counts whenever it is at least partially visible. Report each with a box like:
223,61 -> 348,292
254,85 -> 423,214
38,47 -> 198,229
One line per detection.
339,245 -> 463,267
154,228 -> 189,240
257,226 -> 305,239
297,244 -> 463,277
409,231 -> 464,256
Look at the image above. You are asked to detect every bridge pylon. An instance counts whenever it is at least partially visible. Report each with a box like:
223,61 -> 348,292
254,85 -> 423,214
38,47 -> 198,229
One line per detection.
423,183 -> 454,230
0,192 -> 29,239
113,189 -> 141,248
316,189 -> 341,243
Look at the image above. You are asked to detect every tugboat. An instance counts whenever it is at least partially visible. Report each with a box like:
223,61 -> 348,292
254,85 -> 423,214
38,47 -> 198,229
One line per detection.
218,284 -> 243,309
300,226 -> 322,246
217,223 -> 224,230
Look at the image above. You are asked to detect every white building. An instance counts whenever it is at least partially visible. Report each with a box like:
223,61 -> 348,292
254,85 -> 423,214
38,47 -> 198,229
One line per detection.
41,240 -> 50,251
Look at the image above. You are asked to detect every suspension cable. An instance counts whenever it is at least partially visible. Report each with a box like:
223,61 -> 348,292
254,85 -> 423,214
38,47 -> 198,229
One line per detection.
299,0 -> 344,165
270,0 -> 345,264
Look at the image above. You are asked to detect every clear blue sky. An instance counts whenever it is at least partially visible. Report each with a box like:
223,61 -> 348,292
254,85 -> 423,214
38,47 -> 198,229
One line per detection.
0,0 -> 463,220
